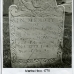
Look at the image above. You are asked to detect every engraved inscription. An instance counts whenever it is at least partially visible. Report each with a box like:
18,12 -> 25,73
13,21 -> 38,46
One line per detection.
10,17 -> 64,61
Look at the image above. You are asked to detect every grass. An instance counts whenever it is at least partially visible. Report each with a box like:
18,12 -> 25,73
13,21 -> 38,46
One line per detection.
3,12 -> 72,68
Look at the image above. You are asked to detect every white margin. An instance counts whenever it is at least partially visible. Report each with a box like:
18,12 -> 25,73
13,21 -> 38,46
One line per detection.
72,0 -> 74,74
1,0 -> 3,74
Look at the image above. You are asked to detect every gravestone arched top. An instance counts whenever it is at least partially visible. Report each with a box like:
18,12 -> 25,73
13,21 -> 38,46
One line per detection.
9,0 -> 65,17
14,0 -> 57,10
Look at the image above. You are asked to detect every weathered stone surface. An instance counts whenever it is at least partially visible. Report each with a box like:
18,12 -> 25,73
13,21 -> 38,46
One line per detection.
14,0 -> 57,7
9,0 -> 65,68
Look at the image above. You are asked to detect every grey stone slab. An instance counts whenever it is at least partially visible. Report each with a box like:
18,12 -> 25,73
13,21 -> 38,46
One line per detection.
14,0 -> 57,10
9,0 -> 65,68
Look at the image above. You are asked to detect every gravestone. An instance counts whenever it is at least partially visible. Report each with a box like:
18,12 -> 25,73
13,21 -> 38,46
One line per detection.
9,0 -> 65,68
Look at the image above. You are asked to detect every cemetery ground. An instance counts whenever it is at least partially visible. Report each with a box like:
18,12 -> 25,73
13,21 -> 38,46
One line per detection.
3,13 -> 72,68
